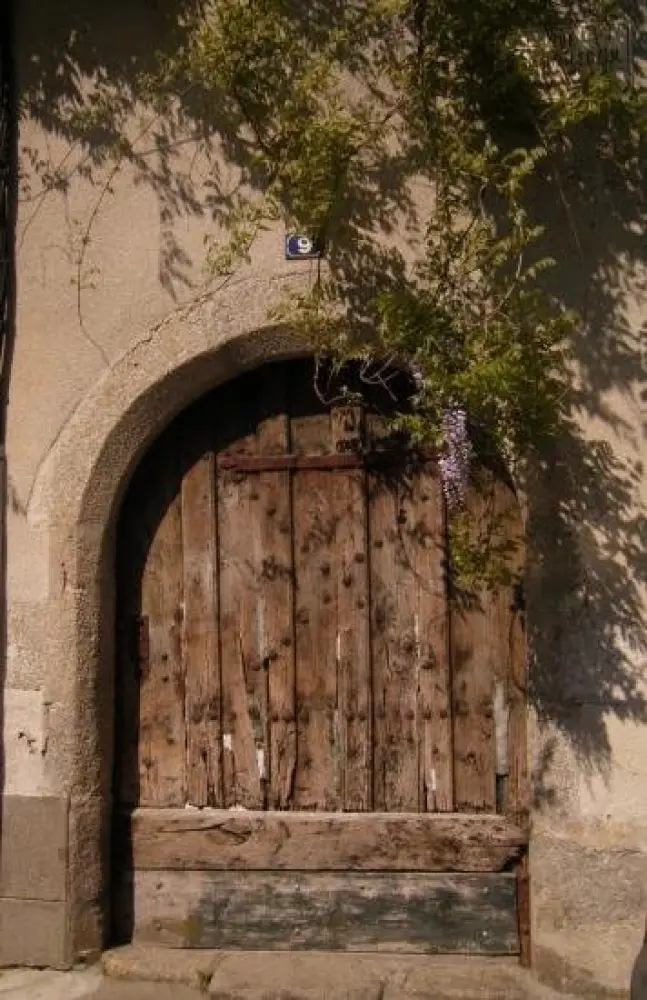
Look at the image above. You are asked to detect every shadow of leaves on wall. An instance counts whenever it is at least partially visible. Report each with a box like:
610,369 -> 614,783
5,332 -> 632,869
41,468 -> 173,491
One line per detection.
15,0 -> 647,796
527,141 -> 647,783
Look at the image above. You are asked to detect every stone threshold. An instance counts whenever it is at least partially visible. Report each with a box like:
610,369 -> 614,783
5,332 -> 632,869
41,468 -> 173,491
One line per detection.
101,946 -> 583,999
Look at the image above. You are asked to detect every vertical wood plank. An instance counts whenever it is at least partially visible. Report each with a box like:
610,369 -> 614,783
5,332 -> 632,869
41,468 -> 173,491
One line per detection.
450,473 -> 496,813
331,406 -> 371,811
508,587 -> 528,818
181,435 -> 221,808
368,460 -> 421,812
412,466 -> 453,812
488,481 -> 514,815
116,426 -> 188,808
241,458 -> 272,811
368,443 -> 451,813
139,430 -> 186,807
257,368 -> 295,809
497,479 -> 527,819
217,375 -> 265,809
291,379 -> 340,809
291,477 -> 339,808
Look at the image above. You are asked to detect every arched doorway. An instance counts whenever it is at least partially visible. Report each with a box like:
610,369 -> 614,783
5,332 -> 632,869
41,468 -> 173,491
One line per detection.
112,357 -> 528,955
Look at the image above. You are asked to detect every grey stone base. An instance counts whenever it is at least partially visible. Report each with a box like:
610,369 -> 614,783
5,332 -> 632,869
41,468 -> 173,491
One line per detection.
102,946 -> 580,999
0,795 -> 70,967
0,898 -> 68,968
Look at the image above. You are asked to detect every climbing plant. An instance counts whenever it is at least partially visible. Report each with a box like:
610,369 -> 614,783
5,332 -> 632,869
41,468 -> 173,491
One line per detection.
19,0 -> 647,583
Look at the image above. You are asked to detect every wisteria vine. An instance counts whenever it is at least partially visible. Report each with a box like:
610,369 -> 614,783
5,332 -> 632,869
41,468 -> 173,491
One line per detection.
439,406 -> 472,510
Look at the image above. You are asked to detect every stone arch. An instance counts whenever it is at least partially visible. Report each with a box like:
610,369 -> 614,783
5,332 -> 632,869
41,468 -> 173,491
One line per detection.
26,274 -> 312,960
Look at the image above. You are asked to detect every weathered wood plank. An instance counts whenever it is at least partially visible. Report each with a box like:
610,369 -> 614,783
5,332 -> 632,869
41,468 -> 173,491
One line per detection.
369,453 -> 428,812
290,377 -> 339,810
478,475 -> 526,817
292,461 -> 340,809
450,474 -> 497,812
139,431 -> 186,808
121,870 -> 519,954
504,488 -> 528,819
217,379 -> 266,809
115,428 -> 184,807
411,465 -> 453,812
331,405 -> 371,810
116,808 -> 528,872
181,444 -> 221,808
256,370 -> 295,809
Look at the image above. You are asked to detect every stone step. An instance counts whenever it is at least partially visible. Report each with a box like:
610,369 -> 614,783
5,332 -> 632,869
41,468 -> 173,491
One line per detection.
102,946 -> 580,999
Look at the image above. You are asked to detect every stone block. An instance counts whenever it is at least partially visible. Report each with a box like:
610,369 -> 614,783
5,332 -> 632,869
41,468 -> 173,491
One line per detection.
2,689 -> 50,795
532,829 -> 647,929
102,944 -> 223,991
208,953 -> 527,1000
0,794 -> 68,901
0,898 -> 68,967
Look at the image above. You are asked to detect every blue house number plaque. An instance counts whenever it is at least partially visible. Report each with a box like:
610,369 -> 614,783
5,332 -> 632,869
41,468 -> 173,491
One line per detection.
285,234 -> 323,260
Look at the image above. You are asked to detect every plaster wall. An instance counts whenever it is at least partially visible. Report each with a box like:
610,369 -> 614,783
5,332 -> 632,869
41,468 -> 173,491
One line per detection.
3,0 -> 647,991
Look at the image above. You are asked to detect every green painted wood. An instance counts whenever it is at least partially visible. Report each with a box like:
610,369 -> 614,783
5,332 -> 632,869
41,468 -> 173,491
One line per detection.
121,871 -> 519,954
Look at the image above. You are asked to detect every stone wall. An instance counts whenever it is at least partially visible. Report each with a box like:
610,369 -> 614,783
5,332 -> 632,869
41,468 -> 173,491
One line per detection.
3,0 -> 646,989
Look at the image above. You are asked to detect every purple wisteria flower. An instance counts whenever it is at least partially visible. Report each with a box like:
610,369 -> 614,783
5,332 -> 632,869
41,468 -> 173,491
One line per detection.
439,406 -> 471,509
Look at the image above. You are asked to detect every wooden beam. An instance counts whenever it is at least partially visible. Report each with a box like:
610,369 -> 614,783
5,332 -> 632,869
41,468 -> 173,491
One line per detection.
216,451 -> 437,472
114,809 -> 528,873
218,453 -> 364,471
116,870 -> 519,954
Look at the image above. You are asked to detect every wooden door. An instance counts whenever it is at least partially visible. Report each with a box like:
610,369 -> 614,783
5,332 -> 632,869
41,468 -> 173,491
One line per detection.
113,359 -> 529,956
